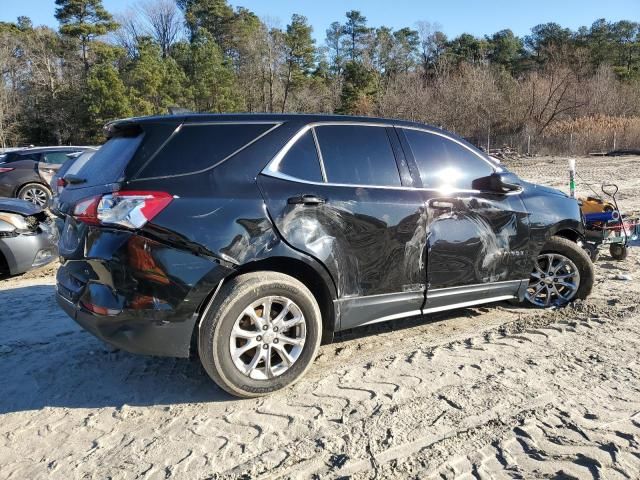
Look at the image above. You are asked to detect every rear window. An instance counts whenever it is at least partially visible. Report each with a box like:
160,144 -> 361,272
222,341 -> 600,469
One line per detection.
73,135 -> 143,187
137,123 -> 274,178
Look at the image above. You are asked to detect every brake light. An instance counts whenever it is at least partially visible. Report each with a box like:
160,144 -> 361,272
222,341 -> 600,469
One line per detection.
73,191 -> 173,229
0,167 -> 14,173
56,177 -> 67,194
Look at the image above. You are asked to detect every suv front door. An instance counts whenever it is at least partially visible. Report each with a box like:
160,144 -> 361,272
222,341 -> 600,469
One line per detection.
259,123 -> 430,329
397,127 -> 531,310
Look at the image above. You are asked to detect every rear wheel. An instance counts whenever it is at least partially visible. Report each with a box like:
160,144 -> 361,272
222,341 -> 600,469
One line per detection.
198,272 -> 322,398
18,183 -> 51,207
525,236 -> 594,307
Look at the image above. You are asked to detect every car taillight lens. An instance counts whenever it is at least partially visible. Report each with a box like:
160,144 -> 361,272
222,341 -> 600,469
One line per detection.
73,195 -> 101,225
0,167 -> 14,173
73,191 -> 173,229
56,178 -> 66,194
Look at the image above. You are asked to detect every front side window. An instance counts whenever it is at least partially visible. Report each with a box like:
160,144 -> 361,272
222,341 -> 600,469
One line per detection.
402,129 -> 494,189
277,130 -> 323,182
315,125 -> 401,186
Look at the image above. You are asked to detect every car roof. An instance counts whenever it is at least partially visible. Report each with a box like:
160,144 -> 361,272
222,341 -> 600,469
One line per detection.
8,146 -> 96,154
107,113 -> 446,133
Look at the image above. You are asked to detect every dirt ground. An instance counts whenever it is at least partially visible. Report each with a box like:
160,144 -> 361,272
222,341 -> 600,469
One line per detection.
1,156 -> 639,479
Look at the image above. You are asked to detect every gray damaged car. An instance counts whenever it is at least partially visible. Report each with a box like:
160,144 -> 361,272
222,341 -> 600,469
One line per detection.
0,198 -> 58,276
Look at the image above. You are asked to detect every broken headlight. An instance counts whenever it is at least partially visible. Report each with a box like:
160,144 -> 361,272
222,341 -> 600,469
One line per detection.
0,212 -> 31,235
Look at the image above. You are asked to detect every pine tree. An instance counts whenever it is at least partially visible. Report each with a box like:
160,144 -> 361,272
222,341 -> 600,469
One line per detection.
282,14 -> 315,112
55,0 -> 118,72
85,62 -> 132,140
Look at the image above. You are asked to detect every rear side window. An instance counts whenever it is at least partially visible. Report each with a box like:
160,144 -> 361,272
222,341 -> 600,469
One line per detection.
277,131 -> 323,182
74,135 -> 143,187
315,125 -> 400,186
43,151 -> 74,164
402,129 -> 494,189
138,123 -> 274,178
4,152 -> 39,163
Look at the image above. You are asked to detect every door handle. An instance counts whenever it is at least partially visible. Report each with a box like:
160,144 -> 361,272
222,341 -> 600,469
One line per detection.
287,194 -> 326,206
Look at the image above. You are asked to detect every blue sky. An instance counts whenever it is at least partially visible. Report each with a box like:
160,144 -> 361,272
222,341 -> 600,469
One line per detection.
3,0 -> 639,42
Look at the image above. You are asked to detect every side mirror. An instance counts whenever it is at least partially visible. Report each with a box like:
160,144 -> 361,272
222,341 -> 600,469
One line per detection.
471,172 -> 522,194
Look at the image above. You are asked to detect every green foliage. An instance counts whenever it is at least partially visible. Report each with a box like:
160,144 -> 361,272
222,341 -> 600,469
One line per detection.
177,0 -> 234,47
85,62 -> 132,140
55,0 -> 118,70
2,4 -> 640,147
343,10 -> 370,61
188,31 -> 241,112
337,61 -> 376,115
125,39 -> 188,115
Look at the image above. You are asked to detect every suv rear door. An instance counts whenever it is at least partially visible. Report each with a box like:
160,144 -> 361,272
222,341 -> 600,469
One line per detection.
259,122 -> 430,330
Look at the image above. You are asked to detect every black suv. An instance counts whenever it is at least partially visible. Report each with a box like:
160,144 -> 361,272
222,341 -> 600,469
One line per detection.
55,114 -> 593,397
0,146 -> 94,206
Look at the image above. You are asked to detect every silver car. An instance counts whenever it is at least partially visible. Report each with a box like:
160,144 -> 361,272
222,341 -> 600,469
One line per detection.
0,198 -> 58,276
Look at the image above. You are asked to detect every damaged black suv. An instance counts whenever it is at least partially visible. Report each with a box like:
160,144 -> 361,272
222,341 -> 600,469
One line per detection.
55,114 -> 593,397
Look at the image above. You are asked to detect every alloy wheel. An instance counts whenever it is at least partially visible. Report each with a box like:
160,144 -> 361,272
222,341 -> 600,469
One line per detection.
21,186 -> 48,206
526,253 -> 581,307
229,296 -> 306,380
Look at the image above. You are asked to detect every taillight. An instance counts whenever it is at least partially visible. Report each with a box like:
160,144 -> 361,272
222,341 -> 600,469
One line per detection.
0,167 -> 14,173
56,177 -> 66,194
73,191 -> 173,229
73,195 -> 101,225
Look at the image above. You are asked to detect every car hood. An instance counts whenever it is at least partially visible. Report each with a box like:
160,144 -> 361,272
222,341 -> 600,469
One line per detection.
0,197 -> 44,215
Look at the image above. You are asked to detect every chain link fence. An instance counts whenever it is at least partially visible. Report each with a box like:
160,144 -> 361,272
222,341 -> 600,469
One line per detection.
501,155 -> 640,214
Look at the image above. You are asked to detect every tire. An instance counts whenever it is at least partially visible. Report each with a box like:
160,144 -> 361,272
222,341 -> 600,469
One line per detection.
610,243 -> 629,261
198,271 -> 323,398
525,236 -> 594,307
18,183 -> 51,207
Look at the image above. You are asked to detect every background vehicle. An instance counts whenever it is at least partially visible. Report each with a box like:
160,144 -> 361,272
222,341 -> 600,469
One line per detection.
0,197 -> 57,276
0,146 -> 94,206
50,149 -> 97,200
55,114 -> 593,398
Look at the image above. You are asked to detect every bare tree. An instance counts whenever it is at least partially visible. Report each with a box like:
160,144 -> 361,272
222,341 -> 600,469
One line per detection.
112,0 -> 183,58
112,9 -> 145,57
140,0 -> 182,58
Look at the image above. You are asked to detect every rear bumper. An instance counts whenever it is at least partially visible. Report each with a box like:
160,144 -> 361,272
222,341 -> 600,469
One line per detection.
56,229 -> 233,357
56,292 -> 200,357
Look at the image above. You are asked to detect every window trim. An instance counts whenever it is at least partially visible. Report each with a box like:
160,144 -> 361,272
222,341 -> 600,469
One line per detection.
265,121 -> 403,188
262,121 -> 499,195
131,121 -> 282,182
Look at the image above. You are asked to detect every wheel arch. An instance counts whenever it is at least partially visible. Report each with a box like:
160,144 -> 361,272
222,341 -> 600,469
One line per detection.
552,228 -> 582,243
191,255 -> 338,355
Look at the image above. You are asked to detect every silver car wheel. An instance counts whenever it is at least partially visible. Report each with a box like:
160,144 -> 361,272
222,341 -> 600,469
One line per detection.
229,296 -> 306,380
21,186 -> 49,206
526,253 -> 580,307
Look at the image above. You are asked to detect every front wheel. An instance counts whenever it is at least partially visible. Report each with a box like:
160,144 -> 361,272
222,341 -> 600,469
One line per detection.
198,272 -> 322,398
525,236 -> 594,307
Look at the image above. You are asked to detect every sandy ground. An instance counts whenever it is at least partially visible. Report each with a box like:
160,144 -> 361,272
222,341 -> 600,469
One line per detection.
1,156 -> 639,479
